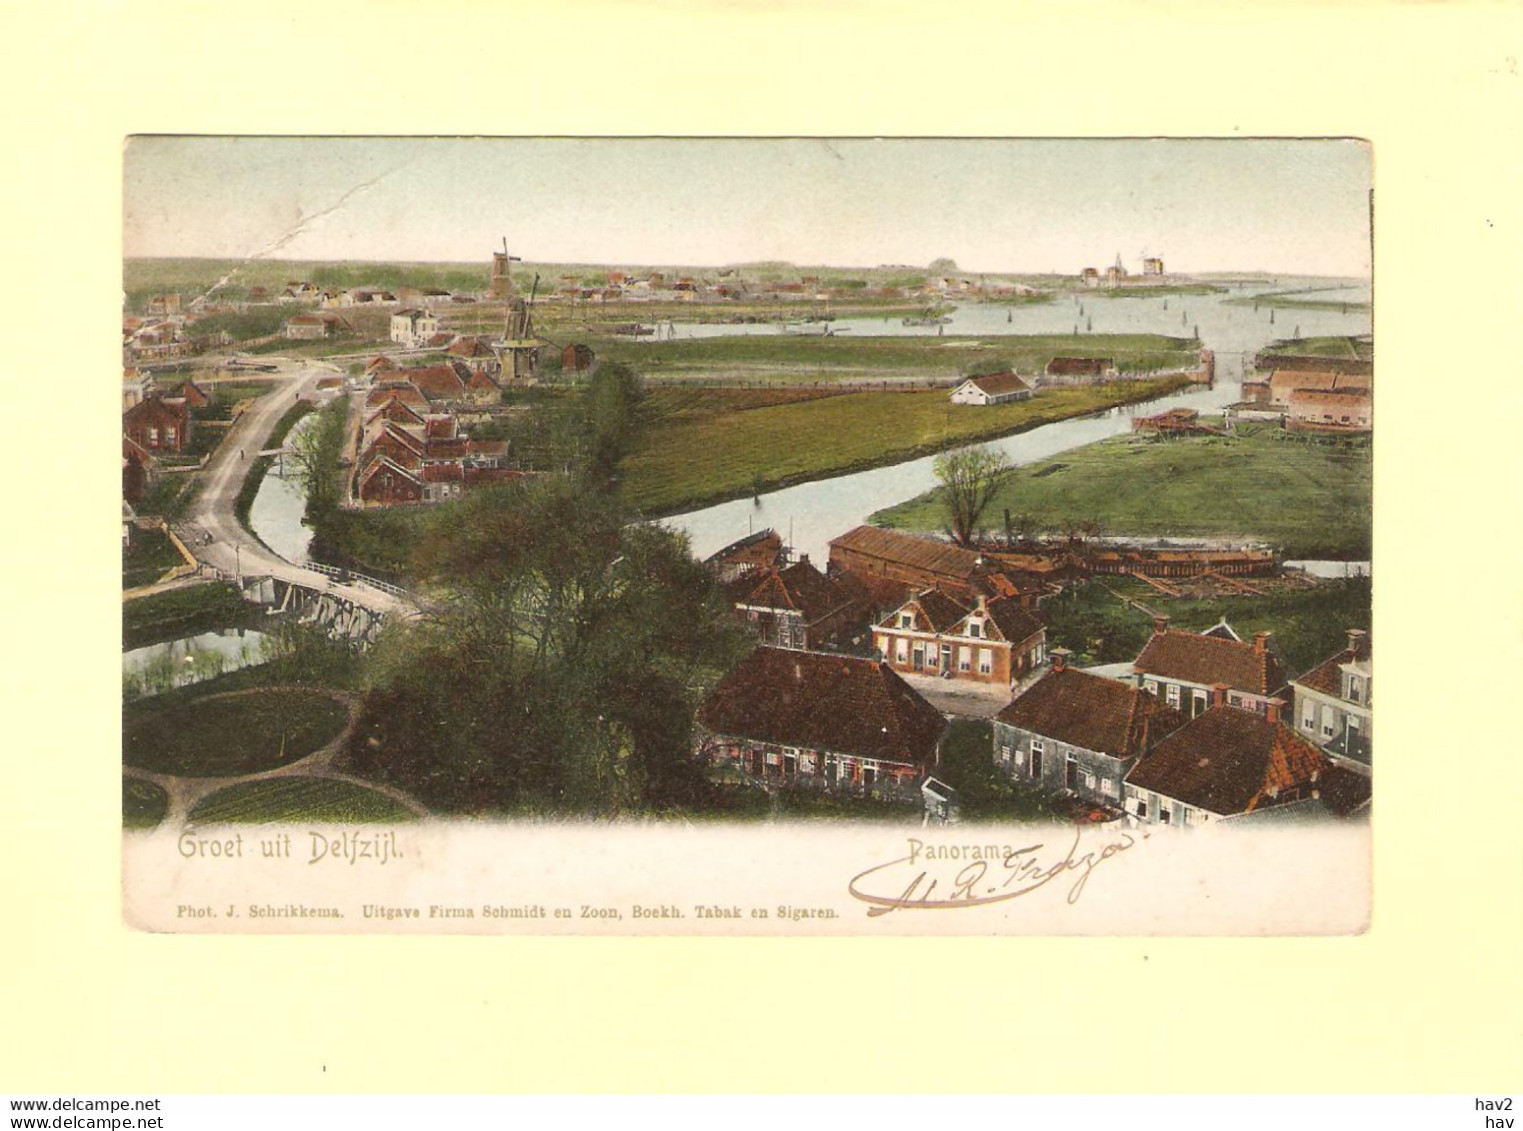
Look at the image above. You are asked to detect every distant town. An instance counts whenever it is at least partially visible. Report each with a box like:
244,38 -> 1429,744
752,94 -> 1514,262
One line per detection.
123,242 -> 1371,833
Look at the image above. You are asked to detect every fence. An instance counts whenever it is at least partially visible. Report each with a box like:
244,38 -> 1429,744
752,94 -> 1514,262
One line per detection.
306,559 -> 414,600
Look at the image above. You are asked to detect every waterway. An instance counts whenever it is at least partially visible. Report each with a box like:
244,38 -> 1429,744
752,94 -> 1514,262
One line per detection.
663,278 -> 1371,562
122,628 -> 271,696
247,412 -> 318,565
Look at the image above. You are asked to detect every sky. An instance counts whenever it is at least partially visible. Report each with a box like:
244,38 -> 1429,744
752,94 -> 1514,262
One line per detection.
123,137 -> 1372,277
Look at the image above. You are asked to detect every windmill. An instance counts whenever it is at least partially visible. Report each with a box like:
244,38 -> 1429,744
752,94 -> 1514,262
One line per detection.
495,269 -> 543,386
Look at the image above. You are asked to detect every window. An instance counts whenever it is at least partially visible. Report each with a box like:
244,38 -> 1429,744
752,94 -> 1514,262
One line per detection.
1144,679 -> 1159,696
1030,740 -> 1044,777
1079,768 -> 1096,791
1321,705 -> 1337,739
1192,689 -> 1208,716
978,648 -> 992,674
968,621 -> 982,639
1100,778 -> 1118,799
1346,676 -> 1362,704
1301,698 -> 1316,732
1159,803 -> 1171,825
958,646 -> 971,672
1229,693 -> 1242,708
899,614 -> 912,629
999,745 -> 1012,765
148,427 -> 159,444
1166,684 -> 1181,708
896,640 -> 908,663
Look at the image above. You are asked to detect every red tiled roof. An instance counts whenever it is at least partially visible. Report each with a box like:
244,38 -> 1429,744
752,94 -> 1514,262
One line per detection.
1295,633 -> 1370,697
366,384 -> 430,412
466,439 -> 508,458
399,365 -> 467,402
996,668 -> 1184,759
447,336 -> 496,358
829,525 -> 981,581
421,463 -> 464,483
700,647 -> 947,767
1288,388 -> 1371,406
424,416 -> 458,440
467,367 -> 499,391
984,597 -> 1045,645
1124,707 -> 1328,816
832,568 -> 915,614
728,559 -> 857,624
1134,629 -> 1285,696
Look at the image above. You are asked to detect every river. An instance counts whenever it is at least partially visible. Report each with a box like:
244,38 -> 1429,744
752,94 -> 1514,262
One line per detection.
122,628 -> 271,696
662,278 -> 1371,562
247,411 -> 319,565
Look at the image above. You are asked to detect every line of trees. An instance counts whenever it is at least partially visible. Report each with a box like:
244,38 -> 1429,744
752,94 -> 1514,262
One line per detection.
344,364 -> 752,816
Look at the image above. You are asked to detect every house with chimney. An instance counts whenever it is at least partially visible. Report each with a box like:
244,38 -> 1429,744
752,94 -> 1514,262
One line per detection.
1131,616 -> 1288,720
1289,629 -> 1371,774
992,649 -> 1185,809
873,587 -> 1046,689
1122,689 -> 1362,826
726,556 -> 862,651
697,646 -> 949,799
123,395 -> 192,455
949,372 -> 1036,406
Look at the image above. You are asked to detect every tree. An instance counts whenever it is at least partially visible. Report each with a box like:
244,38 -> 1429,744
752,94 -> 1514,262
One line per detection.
933,444 -> 1010,547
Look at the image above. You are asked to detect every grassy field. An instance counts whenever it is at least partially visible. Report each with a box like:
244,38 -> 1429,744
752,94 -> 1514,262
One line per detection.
1256,335 -> 1374,363
621,375 -> 1194,515
122,526 -> 186,590
588,332 -> 1199,385
123,779 -> 169,830
124,690 -> 349,778
873,423 -> 1371,559
188,778 -> 417,824
1090,283 -> 1228,298
1228,287 -> 1370,312
1043,575 -> 1371,675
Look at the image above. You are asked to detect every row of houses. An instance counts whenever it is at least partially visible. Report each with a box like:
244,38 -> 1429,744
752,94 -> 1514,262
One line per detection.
697,523 -> 1371,825
352,353 -> 521,506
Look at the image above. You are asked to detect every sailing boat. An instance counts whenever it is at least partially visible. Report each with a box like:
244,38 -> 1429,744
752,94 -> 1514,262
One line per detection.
1086,316 -> 1092,331
1270,309 -> 1276,324
1007,310 -> 1013,323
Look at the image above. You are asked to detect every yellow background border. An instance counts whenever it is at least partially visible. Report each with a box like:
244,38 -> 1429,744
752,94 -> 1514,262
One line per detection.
3,0 -> 1520,1093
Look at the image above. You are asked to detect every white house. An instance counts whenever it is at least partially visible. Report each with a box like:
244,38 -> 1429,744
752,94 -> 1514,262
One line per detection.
949,372 -> 1036,406
390,308 -> 440,347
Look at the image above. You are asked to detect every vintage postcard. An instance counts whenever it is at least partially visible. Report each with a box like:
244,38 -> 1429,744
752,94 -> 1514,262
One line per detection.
121,136 -> 1372,934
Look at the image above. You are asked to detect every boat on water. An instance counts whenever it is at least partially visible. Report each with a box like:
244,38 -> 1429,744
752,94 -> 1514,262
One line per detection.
609,322 -> 657,337
782,322 -> 849,336
902,313 -> 952,326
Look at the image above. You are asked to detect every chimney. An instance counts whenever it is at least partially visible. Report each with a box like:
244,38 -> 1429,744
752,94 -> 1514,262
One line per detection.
1210,682 -> 1230,710
1050,647 -> 1071,673
1153,615 -> 1170,635
798,553 -> 810,568
1265,696 -> 1285,724
1347,628 -> 1367,658
1253,631 -> 1271,655
975,593 -> 988,614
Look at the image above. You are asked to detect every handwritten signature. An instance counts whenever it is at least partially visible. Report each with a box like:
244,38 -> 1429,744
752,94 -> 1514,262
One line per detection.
847,828 -> 1141,917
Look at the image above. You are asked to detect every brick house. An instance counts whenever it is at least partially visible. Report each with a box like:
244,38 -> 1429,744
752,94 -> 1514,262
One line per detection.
284,313 -> 350,340
123,396 -> 191,454
1132,616 -> 1287,720
949,372 -> 1035,406
561,343 -> 596,372
697,647 -> 949,798
1289,629 -> 1371,774
400,364 -> 467,405
828,525 -> 984,599
357,456 -> 424,505
874,588 -> 1046,689
1122,690 -> 1352,826
1266,368 -> 1370,408
366,381 -> 431,414
992,650 -> 1184,809
122,435 -> 156,506
1044,356 -> 1117,380
1287,387 -> 1372,432
726,556 -> 862,651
